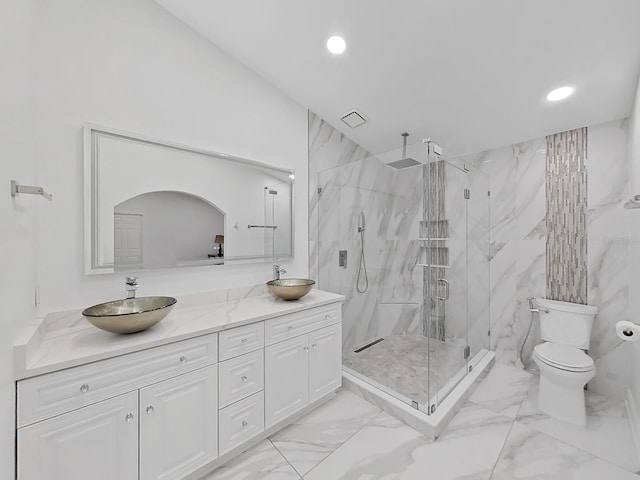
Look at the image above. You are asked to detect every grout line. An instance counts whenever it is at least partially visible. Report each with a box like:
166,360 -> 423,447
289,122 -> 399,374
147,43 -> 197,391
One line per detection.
267,437 -> 303,479
487,415 -> 518,479
506,418 -> 640,476
301,409 -> 385,479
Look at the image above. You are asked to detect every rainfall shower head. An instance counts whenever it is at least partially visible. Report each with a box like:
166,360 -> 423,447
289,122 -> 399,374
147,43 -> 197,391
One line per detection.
386,133 -> 421,170
384,135 -> 444,169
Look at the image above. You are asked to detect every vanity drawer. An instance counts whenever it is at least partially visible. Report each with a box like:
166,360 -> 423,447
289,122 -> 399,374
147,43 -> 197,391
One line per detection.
17,333 -> 218,428
219,322 -> 264,361
264,304 -> 341,346
218,350 -> 264,408
219,391 -> 264,455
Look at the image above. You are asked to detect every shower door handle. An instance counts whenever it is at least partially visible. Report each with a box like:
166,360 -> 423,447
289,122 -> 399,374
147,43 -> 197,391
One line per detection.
436,278 -> 449,301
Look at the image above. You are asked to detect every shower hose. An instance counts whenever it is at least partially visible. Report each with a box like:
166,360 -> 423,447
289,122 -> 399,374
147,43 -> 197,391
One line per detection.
356,227 -> 369,293
520,298 -> 537,369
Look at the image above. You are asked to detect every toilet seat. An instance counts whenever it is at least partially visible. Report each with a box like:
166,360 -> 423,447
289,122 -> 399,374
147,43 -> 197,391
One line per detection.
533,342 -> 594,372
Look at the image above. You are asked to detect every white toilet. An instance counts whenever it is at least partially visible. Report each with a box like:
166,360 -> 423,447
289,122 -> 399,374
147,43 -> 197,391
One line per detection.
532,298 -> 598,426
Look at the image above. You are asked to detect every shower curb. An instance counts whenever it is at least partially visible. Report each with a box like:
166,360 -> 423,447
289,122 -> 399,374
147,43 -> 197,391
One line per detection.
342,350 -> 495,440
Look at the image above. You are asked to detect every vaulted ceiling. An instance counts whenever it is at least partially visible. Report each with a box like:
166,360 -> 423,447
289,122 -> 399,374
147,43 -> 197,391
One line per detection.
157,0 -> 640,156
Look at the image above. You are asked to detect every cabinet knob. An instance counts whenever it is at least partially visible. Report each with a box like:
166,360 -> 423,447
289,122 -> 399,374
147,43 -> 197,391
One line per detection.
179,356 -> 187,363
303,347 -> 309,352
146,405 -> 154,414
241,375 -> 248,382
80,384 -> 90,393
325,315 -> 331,320
241,338 -> 248,344
312,343 -> 317,349
125,412 -> 134,422
287,325 -> 294,331
241,420 -> 248,428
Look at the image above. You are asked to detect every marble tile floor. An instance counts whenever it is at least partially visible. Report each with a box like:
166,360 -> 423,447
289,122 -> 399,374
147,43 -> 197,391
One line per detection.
202,364 -> 640,480
342,334 -> 467,406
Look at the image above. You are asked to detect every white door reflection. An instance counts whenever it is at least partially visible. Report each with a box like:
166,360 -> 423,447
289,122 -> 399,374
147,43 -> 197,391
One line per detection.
114,191 -> 224,271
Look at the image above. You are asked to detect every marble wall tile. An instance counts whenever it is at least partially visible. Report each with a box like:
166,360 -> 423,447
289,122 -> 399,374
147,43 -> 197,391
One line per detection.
464,138 -> 546,368
310,114 -> 429,352
467,168 -> 492,356
586,119 -> 633,398
472,119 -> 630,390
589,342 -> 634,400
309,110 -> 632,398
371,303 -> 423,340
308,111 -> 374,282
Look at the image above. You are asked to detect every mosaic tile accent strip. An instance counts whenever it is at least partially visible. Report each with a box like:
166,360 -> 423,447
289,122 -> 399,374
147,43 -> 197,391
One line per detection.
546,127 -> 588,304
423,160 -> 448,340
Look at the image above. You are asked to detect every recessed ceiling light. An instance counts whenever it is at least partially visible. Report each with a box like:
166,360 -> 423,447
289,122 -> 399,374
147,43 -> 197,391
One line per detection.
327,36 -> 346,55
546,86 -> 574,102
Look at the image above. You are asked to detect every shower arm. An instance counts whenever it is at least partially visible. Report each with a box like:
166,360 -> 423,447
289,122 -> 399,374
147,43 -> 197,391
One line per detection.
402,132 -> 409,159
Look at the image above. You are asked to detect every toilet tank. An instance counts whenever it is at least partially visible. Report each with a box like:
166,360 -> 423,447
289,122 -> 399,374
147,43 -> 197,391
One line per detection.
535,298 -> 598,349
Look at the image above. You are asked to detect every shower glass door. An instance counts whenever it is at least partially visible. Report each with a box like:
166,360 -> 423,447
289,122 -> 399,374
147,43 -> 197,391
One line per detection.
315,138 -> 490,416
420,148 -> 470,413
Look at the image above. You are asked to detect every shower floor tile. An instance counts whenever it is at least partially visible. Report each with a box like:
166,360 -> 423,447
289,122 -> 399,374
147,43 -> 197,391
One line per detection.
342,334 -> 467,406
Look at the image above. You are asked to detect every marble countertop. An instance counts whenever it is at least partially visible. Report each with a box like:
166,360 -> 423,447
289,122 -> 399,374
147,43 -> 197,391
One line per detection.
14,288 -> 344,380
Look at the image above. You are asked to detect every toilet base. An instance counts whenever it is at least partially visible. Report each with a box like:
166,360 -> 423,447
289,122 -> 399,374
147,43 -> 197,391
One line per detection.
538,372 -> 588,426
533,348 -> 595,427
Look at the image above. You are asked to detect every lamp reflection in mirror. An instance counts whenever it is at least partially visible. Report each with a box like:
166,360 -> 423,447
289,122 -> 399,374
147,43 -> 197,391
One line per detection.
215,234 -> 224,257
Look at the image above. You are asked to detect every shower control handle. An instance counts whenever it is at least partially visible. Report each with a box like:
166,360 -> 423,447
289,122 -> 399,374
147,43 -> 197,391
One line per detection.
436,278 -> 449,301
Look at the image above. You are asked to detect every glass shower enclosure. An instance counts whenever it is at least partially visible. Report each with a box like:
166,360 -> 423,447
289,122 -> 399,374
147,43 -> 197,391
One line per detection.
316,139 -> 490,415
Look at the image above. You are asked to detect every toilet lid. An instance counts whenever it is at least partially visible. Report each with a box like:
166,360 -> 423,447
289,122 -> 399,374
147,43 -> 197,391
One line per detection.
534,342 -> 594,371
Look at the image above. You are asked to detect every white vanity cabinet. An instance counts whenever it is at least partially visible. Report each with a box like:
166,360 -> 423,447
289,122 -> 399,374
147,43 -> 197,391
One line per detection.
139,365 -> 218,480
308,323 -> 342,402
265,334 -> 310,427
17,391 -> 139,480
17,334 -> 219,480
15,296 -> 343,480
264,308 -> 342,428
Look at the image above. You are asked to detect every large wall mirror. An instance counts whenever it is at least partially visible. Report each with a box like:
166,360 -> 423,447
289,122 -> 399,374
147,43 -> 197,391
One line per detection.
84,125 -> 294,274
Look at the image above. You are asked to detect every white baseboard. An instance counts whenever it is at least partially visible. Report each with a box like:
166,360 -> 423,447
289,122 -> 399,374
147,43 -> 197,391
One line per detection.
625,388 -> 640,463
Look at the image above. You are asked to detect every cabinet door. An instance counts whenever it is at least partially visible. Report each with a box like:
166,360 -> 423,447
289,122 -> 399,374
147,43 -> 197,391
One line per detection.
265,335 -> 309,428
308,324 -> 342,403
17,392 -> 138,480
139,365 -> 218,480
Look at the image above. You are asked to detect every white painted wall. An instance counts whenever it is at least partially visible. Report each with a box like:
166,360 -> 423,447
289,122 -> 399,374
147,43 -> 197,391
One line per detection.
32,0 -> 308,314
116,191 -> 225,268
0,2 -> 37,478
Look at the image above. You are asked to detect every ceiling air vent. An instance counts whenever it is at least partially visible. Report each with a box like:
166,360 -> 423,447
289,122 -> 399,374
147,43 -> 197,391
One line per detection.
340,110 -> 367,129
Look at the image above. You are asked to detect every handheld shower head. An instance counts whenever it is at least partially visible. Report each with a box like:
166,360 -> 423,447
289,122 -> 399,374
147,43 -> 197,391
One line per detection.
358,212 -> 365,232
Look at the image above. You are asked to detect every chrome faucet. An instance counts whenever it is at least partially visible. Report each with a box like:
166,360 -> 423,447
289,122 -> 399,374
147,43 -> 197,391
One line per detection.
273,265 -> 286,280
125,276 -> 139,299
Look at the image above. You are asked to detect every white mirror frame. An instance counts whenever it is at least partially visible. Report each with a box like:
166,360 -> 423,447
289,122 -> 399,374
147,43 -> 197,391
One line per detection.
83,124 -> 295,275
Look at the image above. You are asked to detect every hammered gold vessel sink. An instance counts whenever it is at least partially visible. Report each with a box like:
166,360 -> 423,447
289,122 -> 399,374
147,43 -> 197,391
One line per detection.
267,279 -> 315,301
82,296 -> 177,334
